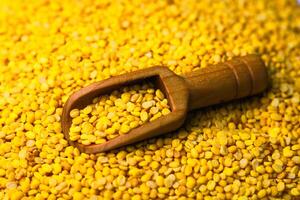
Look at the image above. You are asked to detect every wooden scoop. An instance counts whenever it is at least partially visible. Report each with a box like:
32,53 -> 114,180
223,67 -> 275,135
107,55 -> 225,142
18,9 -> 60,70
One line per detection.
61,54 -> 268,153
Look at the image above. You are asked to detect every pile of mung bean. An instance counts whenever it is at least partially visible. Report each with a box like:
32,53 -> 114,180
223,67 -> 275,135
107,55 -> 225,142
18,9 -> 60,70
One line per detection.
0,0 -> 299,199
69,83 -> 170,145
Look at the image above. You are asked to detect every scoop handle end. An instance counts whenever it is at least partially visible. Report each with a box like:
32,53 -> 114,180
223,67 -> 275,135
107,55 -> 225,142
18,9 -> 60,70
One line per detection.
184,54 -> 268,110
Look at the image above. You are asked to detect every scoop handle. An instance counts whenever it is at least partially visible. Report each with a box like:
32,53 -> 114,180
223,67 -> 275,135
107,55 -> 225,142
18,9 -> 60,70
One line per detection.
183,55 -> 268,111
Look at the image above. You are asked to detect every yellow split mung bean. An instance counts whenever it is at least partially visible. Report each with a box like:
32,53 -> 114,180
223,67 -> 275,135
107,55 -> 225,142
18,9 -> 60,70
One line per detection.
69,83 -> 171,145
0,0 -> 300,199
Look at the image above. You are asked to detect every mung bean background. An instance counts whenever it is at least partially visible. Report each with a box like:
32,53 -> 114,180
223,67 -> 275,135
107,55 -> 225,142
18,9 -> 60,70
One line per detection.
0,0 -> 299,199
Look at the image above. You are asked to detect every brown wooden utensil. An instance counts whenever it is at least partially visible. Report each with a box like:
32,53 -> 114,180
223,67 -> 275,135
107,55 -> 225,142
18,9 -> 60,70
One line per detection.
61,54 -> 268,153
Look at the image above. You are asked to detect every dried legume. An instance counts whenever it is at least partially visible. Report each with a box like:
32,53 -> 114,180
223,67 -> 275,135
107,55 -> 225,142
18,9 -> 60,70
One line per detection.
69,83 -> 170,144
0,0 -> 299,199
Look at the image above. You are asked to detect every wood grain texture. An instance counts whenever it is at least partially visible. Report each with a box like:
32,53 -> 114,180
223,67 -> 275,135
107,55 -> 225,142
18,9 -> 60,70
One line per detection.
61,54 -> 268,153
184,54 -> 268,110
